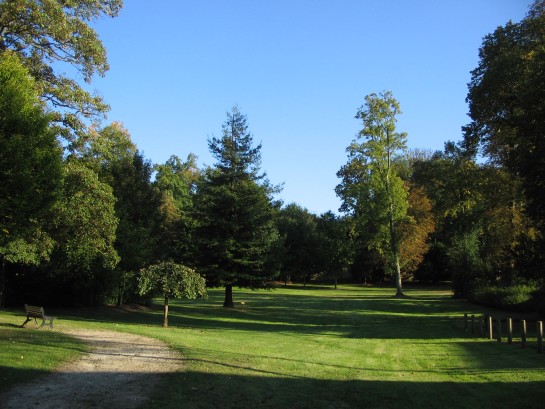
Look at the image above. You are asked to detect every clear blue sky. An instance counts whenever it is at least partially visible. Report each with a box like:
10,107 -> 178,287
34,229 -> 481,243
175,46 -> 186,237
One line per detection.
88,0 -> 528,215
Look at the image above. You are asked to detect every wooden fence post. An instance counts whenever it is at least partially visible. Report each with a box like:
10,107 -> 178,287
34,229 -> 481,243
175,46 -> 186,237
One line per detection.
464,313 -> 468,332
496,317 -> 502,342
507,318 -> 513,344
521,320 -> 527,348
487,316 -> 493,340
538,321 -> 543,353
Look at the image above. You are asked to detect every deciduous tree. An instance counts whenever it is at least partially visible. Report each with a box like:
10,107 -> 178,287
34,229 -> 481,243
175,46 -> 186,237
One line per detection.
0,51 -> 63,306
138,261 -> 207,327
50,160 -> 119,305
81,123 -> 162,304
465,0 -> 545,230
337,91 -> 409,296
0,0 -> 123,145
154,154 -> 200,264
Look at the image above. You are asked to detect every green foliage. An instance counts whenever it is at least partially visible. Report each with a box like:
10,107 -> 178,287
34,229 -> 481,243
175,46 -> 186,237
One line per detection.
195,107 -> 280,306
465,1 -> 545,230
337,91 -> 409,294
447,229 -> 483,297
154,154 -> 200,263
78,123 -> 163,304
315,211 -> 352,286
276,204 -> 321,284
138,261 -> 207,326
469,282 -> 539,311
138,261 -> 207,300
0,0 -> 123,144
51,160 -> 119,273
411,142 -> 534,293
0,51 -> 64,306
0,51 -> 63,266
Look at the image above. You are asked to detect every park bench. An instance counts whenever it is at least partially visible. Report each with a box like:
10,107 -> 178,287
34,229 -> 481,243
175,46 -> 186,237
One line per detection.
21,304 -> 56,329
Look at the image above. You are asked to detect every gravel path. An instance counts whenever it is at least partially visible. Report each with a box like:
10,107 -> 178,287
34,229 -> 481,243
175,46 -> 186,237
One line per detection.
0,329 -> 183,409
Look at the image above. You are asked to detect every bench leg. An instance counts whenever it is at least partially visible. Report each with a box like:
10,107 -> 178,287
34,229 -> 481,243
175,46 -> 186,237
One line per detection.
21,317 -> 31,327
39,319 -> 46,328
49,319 -> 54,329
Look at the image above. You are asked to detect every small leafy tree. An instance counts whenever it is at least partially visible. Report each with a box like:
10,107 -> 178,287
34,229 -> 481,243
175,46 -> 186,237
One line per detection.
138,261 -> 207,327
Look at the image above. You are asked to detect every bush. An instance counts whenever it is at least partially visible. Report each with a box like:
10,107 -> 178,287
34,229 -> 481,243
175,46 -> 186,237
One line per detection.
468,282 -> 539,312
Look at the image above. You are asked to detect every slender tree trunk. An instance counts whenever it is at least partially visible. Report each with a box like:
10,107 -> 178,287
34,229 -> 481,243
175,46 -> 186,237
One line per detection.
394,254 -> 403,297
163,294 -> 169,327
389,203 -> 404,297
117,279 -> 123,307
334,270 -> 338,289
0,258 -> 5,308
223,284 -> 234,308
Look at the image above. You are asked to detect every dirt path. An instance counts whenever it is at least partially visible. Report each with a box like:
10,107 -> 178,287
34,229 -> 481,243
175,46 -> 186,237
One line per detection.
0,329 -> 183,409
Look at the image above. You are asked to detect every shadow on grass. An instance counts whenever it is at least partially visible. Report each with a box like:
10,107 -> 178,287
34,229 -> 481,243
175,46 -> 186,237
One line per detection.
0,323 -> 21,328
55,286 -> 525,341
2,366 -> 544,409
148,370 -> 545,409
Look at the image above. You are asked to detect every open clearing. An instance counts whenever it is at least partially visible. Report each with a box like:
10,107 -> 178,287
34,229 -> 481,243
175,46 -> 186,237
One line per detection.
1,285 -> 545,409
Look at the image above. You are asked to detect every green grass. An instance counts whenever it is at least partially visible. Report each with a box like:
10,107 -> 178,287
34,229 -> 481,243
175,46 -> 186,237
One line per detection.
1,285 -> 545,408
0,319 -> 87,392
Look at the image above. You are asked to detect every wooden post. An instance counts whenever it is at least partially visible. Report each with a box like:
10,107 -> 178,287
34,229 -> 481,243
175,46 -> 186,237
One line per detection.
496,317 -> 502,342
507,318 -> 513,344
521,320 -> 527,348
464,313 -> 468,332
538,321 -> 543,353
487,316 -> 493,340
471,315 -> 475,336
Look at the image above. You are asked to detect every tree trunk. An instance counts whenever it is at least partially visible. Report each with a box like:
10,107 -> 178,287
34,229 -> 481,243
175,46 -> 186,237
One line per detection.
0,258 -> 5,308
117,280 -> 123,307
163,294 -> 169,327
389,204 -> 404,297
334,270 -> 338,290
223,284 -> 234,308
394,254 -> 404,297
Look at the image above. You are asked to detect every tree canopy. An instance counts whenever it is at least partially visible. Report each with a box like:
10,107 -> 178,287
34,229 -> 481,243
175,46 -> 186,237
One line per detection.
0,0 -> 123,145
465,0 -> 545,230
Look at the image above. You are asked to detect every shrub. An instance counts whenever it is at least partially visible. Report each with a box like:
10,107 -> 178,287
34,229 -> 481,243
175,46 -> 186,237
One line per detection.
469,282 -> 539,312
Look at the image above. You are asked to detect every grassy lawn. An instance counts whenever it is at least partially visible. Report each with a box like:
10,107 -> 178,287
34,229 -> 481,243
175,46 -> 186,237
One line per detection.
0,322 -> 87,392
1,284 -> 545,408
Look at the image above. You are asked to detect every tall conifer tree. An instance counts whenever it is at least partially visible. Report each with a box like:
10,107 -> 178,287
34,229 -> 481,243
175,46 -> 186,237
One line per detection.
195,107 -> 279,307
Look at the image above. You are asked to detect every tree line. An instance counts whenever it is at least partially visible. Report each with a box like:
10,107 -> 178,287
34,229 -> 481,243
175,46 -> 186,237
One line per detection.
1,1 -> 544,314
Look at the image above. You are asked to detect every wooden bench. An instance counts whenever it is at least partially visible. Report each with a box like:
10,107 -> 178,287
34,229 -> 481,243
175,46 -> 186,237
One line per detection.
21,304 -> 56,329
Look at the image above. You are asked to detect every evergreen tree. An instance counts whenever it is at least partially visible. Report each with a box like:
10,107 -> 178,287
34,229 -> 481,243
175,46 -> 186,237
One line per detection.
195,107 -> 279,307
